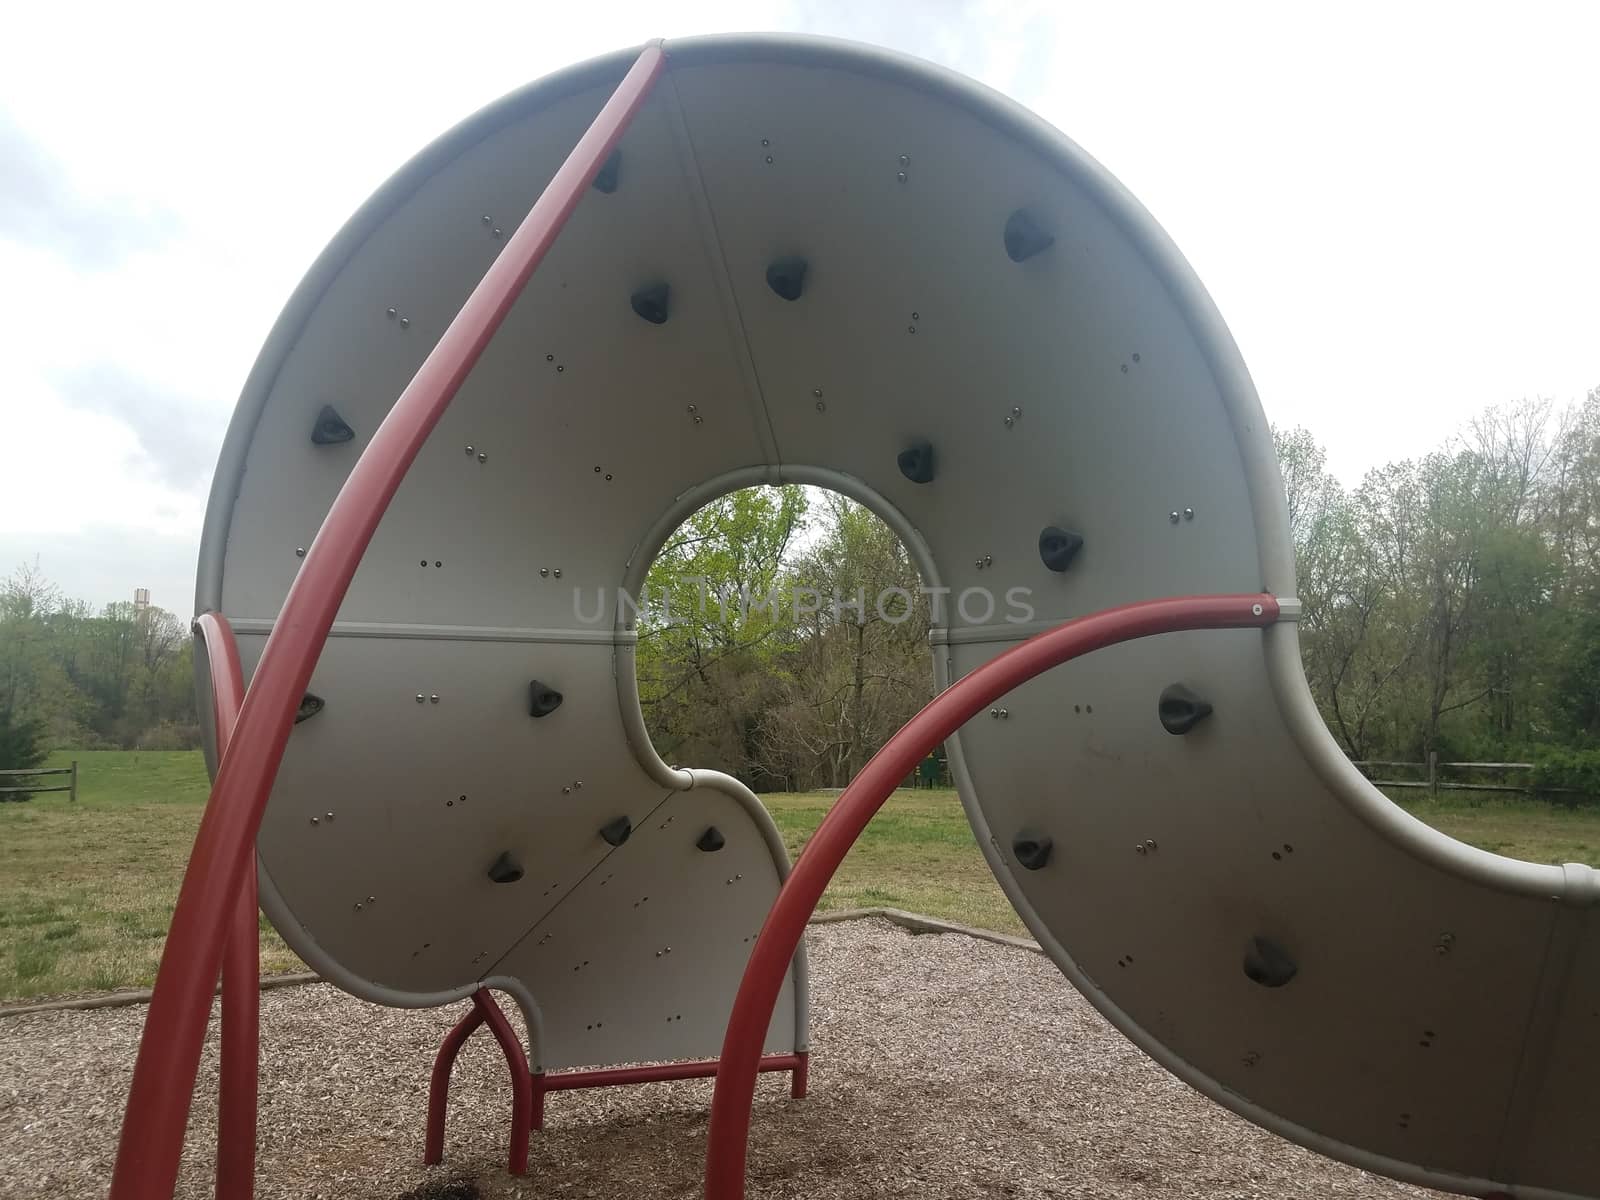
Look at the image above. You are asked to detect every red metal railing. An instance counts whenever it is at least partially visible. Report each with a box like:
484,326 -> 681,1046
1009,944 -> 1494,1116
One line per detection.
194,613 -> 256,1200
703,594 -> 1281,1200
530,1051 -> 807,1131
110,43 -> 667,1200
423,988 -> 807,1169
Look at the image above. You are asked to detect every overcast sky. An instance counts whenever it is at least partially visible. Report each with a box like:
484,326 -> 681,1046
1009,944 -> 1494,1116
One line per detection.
1,1 -> 1594,613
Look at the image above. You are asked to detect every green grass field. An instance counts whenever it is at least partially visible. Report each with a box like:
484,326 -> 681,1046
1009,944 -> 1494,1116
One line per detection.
0,751 -> 304,1002
2,750 -> 1597,1002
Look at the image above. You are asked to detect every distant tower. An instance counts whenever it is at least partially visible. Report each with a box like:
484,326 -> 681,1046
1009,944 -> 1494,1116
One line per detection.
133,588 -> 150,612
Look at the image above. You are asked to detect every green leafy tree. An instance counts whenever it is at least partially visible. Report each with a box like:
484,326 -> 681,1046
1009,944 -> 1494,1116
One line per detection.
635,486 -> 808,779
1277,388 -> 1600,774
0,563 -> 199,752
0,703 -> 47,801
762,493 -> 932,787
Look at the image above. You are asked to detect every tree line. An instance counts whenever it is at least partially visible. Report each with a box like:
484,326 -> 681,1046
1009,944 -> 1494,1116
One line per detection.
4,384 -> 1597,796
0,562 -> 196,777
1282,389 -> 1600,793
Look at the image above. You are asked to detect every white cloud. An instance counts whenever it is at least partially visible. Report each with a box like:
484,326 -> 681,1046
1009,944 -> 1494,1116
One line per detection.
0,0 -> 1594,610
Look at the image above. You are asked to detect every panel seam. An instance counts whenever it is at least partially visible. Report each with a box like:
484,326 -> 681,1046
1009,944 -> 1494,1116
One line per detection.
659,65 -> 783,470
481,787 -> 679,978
1488,888 -> 1591,1181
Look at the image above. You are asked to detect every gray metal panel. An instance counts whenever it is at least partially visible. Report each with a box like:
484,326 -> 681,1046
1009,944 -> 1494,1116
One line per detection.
670,61 -> 1260,626
219,85 -> 770,630
492,785 -> 797,1071
237,628 -> 802,1068
239,634 -> 669,992
1514,904 -> 1600,1191
950,629 -> 1552,1181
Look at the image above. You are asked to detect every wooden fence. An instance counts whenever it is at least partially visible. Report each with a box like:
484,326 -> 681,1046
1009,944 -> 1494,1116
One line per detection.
0,762 -> 78,801
1351,753 -> 1575,799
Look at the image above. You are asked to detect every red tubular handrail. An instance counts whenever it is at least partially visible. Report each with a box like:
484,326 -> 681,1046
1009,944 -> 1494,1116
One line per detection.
529,1052 -> 807,1130
703,594 -> 1281,1199
110,44 -> 667,1200
194,613 -> 256,1200
425,991 -> 532,1175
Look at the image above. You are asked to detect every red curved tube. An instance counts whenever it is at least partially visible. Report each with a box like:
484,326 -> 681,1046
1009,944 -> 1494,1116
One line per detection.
424,991 -> 531,1175
529,1053 -> 806,1130
703,594 -> 1280,1200
110,46 -> 667,1200
195,614 -> 257,1200
195,613 -> 245,756
425,1002 -> 486,1167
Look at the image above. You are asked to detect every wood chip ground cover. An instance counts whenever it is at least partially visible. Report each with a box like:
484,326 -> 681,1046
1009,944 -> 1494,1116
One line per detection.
0,919 -> 1441,1200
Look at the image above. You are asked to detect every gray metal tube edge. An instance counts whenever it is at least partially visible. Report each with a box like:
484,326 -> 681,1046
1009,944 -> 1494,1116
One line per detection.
686,768 -> 809,1054
253,862 -> 549,1068
1263,622 -> 1583,901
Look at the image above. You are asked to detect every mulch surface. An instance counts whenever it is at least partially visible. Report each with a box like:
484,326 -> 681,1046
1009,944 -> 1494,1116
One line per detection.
0,918 -> 1440,1199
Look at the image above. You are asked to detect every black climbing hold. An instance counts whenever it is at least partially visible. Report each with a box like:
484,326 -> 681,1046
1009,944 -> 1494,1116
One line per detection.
487,852 -> 524,884
599,816 -> 632,847
1012,831 -> 1053,870
294,693 -> 324,724
897,440 -> 935,484
630,283 -> 670,325
528,680 -> 564,719
696,826 -> 726,853
765,256 -> 807,301
1004,209 -> 1055,263
1243,936 -> 1297,988
1158,683 -> 1213,735
593,148 -> 621,194
1038,526 -> 1084,573
311,405 -> 354,445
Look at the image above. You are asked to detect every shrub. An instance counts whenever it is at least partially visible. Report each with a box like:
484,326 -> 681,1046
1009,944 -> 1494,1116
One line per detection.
0,703 -> 48,801
1530,747 -> 1600,806
135,721 -> 203,751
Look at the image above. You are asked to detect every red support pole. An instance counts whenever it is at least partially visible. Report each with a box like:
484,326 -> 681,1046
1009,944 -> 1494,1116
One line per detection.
703,594 -> 1280,1200
217,857 -> 258,1200
196,614 -> 257,1200
531,1072 -> 547,1133
424,1002 -> 486,1167
109,44 -> 666,1200
423,991 -> 531,1175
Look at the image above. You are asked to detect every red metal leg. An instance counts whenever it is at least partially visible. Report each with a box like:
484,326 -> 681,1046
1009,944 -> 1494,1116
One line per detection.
196,614 -> 257,1200
531,1073 -> 547,1132
424,991 -> 531,1176
109,45 -> 666,1200
703,594 -> 1281,1200
216,854 -> 258,1200
424,1000 -> 486,1166
790,1051 -> 808,1100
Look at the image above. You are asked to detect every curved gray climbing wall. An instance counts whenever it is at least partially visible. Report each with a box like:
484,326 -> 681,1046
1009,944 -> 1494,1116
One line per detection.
198,34 -> 1599,1196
